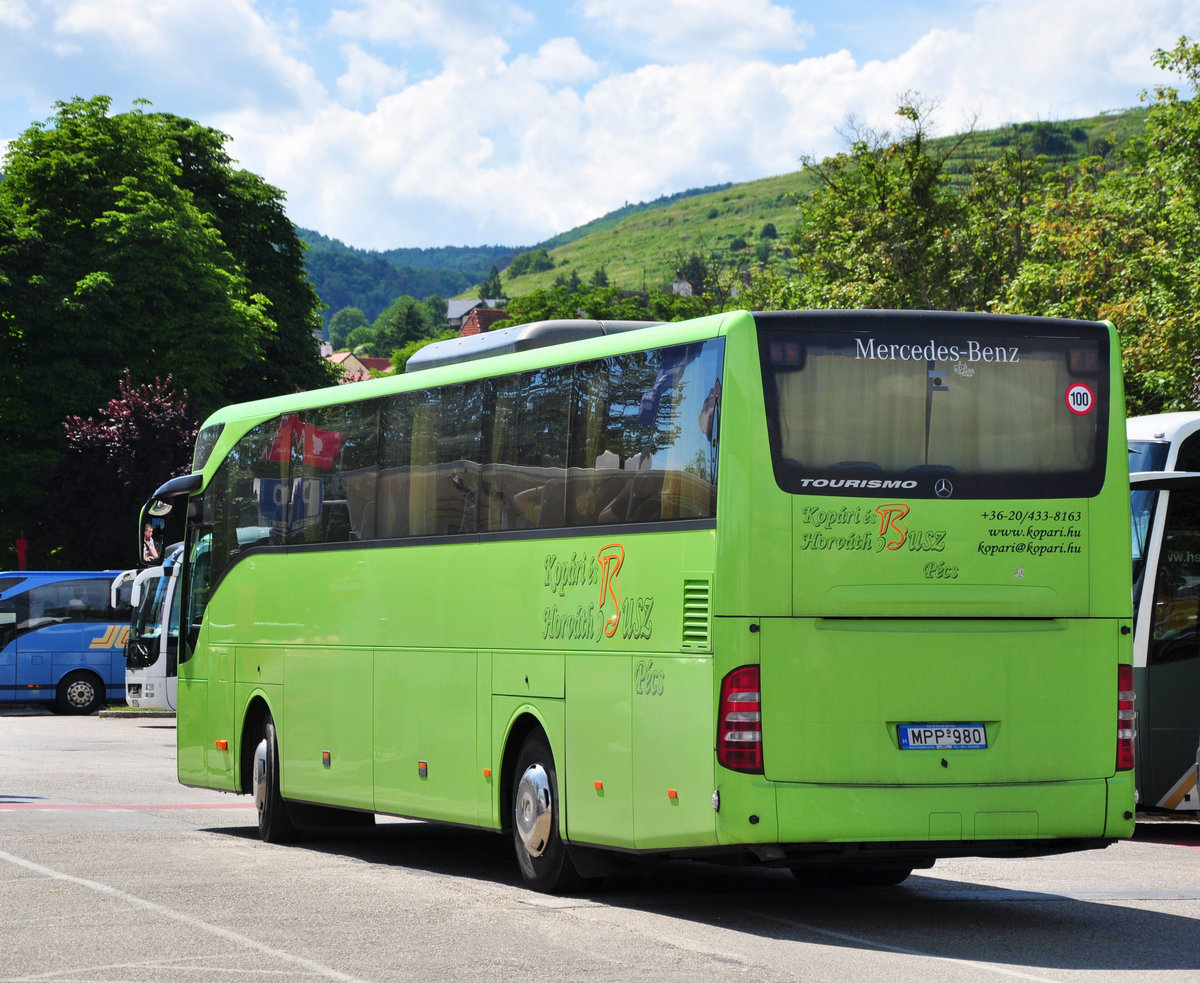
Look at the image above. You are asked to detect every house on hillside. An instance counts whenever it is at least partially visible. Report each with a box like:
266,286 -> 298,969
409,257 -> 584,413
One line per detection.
460,307 -> 508,336
447,299 -> 505,331
326,351 -> 394,383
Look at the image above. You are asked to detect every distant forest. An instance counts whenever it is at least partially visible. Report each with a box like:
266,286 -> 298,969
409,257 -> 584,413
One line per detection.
298,183 -> 738,325
298,230 -> 515,324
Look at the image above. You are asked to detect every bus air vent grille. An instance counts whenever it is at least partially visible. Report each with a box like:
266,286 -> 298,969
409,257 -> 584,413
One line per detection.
682,578 -> 712,653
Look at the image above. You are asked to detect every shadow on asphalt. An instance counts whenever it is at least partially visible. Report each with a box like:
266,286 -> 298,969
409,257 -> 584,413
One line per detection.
1134,813 -> 1200,847
202,818 -> 1200,974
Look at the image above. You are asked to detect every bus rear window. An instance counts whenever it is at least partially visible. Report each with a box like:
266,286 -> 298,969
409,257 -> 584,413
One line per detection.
757,311 -> 1109,500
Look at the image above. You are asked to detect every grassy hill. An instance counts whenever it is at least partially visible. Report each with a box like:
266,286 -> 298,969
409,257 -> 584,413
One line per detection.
300,106 -> 1149,315
499,170 -> 809,296
494,107 -> 1149,297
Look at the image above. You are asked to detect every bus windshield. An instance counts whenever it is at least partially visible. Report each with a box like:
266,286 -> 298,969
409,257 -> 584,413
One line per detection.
126,571 -> 169,669
758,312 -> 1110,499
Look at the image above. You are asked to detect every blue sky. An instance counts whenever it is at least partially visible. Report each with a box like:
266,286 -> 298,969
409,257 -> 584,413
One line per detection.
1,0 -> 1198,250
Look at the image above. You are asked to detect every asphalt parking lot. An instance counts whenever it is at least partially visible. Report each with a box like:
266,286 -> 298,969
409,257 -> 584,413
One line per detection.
2,707 -> 1199,983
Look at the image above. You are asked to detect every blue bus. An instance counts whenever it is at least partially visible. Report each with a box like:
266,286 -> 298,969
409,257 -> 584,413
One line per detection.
0,571 -> 133,713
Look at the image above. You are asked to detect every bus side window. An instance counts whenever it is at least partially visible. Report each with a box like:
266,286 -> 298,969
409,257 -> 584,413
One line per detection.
1150,490 -> 1200,665
0,600 -> 17,648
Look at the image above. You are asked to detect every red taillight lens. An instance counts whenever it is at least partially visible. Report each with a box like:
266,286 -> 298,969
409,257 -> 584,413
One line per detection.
1117,664 -> 1136,772
718,665 -> 762,774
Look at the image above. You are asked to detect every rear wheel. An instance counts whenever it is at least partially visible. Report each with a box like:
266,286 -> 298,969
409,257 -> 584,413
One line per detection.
511,731 -> 584,893
55,671 -> 105,715
252,715 -> 299,843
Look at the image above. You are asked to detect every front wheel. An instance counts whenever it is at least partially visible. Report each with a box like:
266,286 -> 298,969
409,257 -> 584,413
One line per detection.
55,671 -> 105,715
252,715 -> 299,843
511,731 -> 584,893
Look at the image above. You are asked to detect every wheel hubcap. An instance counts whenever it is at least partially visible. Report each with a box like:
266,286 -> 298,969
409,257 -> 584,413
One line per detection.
66,680 -> 95,709
252,738 -> 269,820
514,763 -> 552,857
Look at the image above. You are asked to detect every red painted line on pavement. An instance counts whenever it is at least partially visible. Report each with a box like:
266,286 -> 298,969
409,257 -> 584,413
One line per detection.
0,802 -> 254,810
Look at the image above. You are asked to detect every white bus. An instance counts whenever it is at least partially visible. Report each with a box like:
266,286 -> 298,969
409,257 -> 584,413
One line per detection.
111,545 -> 182,711
1128,412 -> 1200,811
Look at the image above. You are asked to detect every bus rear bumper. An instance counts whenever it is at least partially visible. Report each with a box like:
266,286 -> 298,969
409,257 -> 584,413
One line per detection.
715,776 -> 1132,852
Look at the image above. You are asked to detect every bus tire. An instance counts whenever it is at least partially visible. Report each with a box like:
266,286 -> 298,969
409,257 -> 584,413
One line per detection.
511,731 -> 584,893
253,715 -> 299,843
55,671 -> 105,715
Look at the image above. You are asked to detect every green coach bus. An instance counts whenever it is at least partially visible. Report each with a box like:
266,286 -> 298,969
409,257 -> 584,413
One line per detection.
150,309 -> 1135,891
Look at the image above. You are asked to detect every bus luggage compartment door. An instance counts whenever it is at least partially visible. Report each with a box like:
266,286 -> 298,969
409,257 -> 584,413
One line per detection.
758,617 -> 1116,786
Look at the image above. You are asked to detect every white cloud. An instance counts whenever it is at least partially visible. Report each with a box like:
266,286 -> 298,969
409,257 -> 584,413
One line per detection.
336,43 -> 407,105
327,0 -> 534,54
54,0 -> 173,51
29,0 -> 326,117
0,0 -> 35,29
581,0 -> 813,59
5,0 -> 1200,251
511,37 -> 599,84
215,0 -> 1200,251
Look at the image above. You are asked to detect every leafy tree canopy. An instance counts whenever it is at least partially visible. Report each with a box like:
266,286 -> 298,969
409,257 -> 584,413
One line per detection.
329,306 -> 369,349
373,295 -> 440,355
0,95 -> 336,564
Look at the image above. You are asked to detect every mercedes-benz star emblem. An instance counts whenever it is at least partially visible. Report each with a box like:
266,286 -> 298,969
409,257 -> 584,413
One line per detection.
934,478 -> 954,498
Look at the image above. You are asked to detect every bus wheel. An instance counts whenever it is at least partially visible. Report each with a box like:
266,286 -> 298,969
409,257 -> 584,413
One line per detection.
55,671 -> 105,715
252,715 -> 299,843
511,731 -> 583,893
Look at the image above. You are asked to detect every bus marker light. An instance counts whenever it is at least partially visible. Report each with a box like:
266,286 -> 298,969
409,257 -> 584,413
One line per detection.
322,751 -> 331,768
418,760 -> 428,779
594,780 -> 603,790
214,740 -> 228,751
483,768 -> 492,778
667,789 -> 678,799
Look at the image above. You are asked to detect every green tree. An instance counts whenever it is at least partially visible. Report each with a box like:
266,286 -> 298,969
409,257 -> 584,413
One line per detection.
506,247 -> 553,278
783,96 -> 971,310
0,96 -> 335,560
346,325 -> 375,355
996,38 -> 1200,412
423,294 -> 448,326
372,295 -> 437,356
946,141 -> 1048,310
156,113 -> 336,406
329,306 -> 370,349
480,264 -> 503,299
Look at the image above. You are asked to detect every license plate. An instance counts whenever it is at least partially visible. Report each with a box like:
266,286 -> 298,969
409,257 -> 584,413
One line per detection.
898,723 -> 987,750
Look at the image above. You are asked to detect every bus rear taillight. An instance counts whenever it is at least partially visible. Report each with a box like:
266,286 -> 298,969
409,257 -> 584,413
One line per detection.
718,666 -> 763,774
1117,664 -> 1136,772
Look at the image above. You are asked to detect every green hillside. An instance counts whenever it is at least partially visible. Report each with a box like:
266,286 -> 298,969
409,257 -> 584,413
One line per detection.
494,107 -> 1148,298
300,106 -> 1149,315
502,171 -> 808,295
